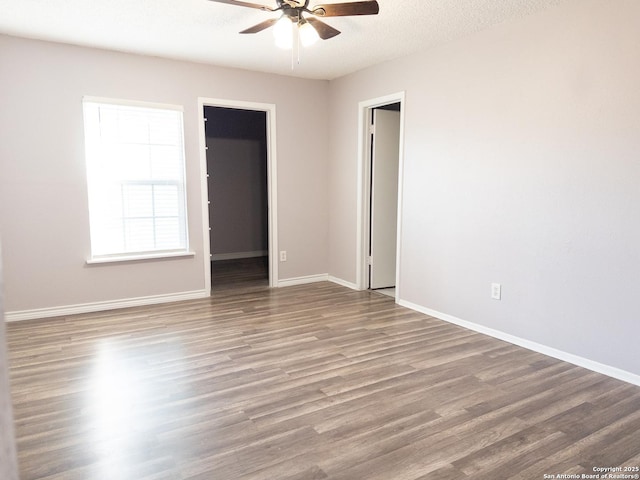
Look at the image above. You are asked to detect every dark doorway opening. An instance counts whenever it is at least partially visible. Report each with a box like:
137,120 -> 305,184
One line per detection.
204,106 -> 269,291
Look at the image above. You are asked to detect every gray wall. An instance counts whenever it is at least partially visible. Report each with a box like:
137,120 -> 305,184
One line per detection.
207,138 -> 268,257
0,34 -> 329,313
328,0 -> 640,377
0,250 -> 19,480
204,107 -> 268,258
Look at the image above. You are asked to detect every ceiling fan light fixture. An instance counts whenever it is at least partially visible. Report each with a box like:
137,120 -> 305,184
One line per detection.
273,15 -> 293,49
298,18 -> 319,47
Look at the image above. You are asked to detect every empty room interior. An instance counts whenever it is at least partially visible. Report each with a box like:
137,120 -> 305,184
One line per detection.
1,1 -> 640,479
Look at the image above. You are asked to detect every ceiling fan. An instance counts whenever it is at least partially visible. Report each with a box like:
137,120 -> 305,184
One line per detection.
209,0 -> 380,47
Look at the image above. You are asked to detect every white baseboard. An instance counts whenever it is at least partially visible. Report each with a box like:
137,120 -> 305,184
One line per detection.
328,276 -> 360,291
5,289 -> 210,322
399,299 -> 640,388
211,250 -> 267,261
277,274 -> 329,288
277,275 -> 359,290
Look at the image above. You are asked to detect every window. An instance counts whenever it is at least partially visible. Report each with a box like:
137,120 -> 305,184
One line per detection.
83,98 -> 189,261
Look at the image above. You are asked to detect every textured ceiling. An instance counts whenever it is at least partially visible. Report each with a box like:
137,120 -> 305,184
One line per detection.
0,0 -> 565,80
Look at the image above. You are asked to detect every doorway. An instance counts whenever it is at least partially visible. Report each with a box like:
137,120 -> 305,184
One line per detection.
356,93 -> 405,300
369,104 -> 401,294
198,98 -> 278,292
205,106 -> 268,290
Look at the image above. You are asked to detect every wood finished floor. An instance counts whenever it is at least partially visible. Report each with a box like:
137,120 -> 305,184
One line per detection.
211,257 -> 269,292
7,267 -> 640,479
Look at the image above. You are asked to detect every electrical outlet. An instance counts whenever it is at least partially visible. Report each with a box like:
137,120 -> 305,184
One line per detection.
491,283 -> 501,300
280,251 -> 287,262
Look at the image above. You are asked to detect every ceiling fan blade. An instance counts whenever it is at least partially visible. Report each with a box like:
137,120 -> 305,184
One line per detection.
311,1 -> 379,17
208,0 -> 276,11
240,18 -> 278,33
306,17 -> 341,40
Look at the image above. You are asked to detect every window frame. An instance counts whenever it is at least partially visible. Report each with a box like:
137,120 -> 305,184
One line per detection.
82,96 -> 192,264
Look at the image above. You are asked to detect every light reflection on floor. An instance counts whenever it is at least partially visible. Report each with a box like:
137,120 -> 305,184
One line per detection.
83,338 -> 181,479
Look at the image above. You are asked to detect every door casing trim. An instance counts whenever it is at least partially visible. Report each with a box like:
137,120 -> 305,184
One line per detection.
197,97 -> 278,291
356,92 -> 406,301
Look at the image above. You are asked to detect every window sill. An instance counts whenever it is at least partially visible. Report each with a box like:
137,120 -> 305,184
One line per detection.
86,251 -> 196,265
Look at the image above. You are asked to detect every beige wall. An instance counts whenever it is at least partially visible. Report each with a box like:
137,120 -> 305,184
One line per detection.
328,0 -> 640,377
0,35 -> 329,313
0,249 -> 19,480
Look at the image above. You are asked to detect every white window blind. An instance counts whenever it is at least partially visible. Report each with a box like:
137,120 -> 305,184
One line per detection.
83,99 -> 188,259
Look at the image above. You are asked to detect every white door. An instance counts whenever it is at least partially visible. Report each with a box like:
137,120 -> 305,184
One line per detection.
370,108 -> 401,289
